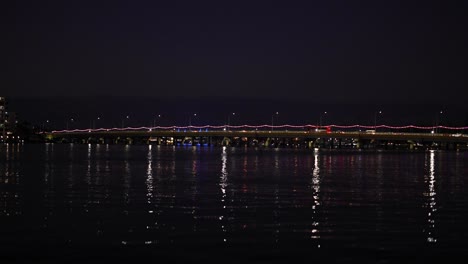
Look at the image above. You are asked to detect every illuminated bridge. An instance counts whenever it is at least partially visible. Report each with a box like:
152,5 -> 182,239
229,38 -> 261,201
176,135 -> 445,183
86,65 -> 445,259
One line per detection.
45,124 -> 468,150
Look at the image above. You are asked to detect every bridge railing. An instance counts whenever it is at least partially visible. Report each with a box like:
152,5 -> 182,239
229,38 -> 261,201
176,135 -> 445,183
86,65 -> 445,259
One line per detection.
47,124 -> 468,134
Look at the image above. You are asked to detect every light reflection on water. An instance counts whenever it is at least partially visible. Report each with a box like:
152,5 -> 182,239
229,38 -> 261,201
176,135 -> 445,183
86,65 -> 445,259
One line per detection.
0,144 -> 467,255
310,149 -> 320,246
425,150 -> 437,243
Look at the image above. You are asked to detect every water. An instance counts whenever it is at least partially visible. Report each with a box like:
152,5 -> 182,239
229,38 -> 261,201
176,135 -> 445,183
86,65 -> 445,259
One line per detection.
1,144 -> 467,263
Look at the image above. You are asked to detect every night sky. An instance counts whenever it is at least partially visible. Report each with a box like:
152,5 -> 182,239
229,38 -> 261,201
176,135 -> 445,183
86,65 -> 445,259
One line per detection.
2,0 -> 467,126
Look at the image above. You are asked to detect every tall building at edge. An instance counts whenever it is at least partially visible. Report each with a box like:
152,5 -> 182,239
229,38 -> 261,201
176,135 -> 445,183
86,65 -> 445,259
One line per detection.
0,96 -> 6,137
0,96 -> 17,140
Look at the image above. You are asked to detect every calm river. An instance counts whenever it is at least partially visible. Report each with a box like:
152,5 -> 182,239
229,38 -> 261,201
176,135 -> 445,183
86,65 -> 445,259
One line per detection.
1,144 -> 467,263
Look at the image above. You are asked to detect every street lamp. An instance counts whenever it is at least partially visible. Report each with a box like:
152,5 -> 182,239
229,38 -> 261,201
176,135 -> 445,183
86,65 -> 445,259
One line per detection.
122,115 -> 129,128
42,120 -> 50,132
66,118 -> 74,130
227,112 -> 236,131
189,113 -> 197,127
92,116 -> 101,129
435,110 -> 443,133
271,112 -> 279,132
153,114 -> 161,127
374,110 -> 382,131
319,111 -> 327,128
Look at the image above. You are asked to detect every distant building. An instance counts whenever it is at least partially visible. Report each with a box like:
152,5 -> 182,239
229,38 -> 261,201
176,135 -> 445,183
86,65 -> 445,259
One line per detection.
0,97 -> 18,140
7,111 -> 17,131
0,96 -> 6,138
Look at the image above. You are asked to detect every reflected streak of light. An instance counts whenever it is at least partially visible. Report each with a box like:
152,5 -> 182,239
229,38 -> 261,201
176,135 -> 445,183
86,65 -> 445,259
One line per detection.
124,147 -> 131,204
86,144 -> 92,185
1,144 -> 21,217
44,143 -> 50,183
4,143 -> 10,161
95,144 -> 101,174
242,155 -> 248,176
274,153 -> 279,169
146,145 -> 154,204
425,150 -> 437,243
293,155 -> 298,176
86,143 -> 93,208
311,149 -> 321,246
191,146 -> 198,177
220,146 -> 228,242
190,145 -> 199,234
220,147 -> 228,194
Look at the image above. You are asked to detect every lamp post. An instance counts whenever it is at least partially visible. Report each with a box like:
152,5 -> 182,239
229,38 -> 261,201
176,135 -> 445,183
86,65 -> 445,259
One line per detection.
153,114 -> 161,128
227,112 -> 235,131
122,115 -> 129,128
189,113 -> 197,127
319,111 -> 327,129
92,116 -> 101,129
271,112 -> 279,132
435,110 -> 443,134
42,120 -> 50,132
66,118 -> 74,130
374,110 -> 382,131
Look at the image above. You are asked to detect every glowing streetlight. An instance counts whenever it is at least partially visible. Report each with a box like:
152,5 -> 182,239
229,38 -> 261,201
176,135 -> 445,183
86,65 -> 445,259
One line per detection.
319,111 -> 327,128
42,120 -> 50,132
92,116 -> 101,129
374,110 -> 382,130
271,112 -> 279,132
122,115 -> 129,128
189,113 -> 197,127
227,112 -> 236,131
435,110 -> 443,133
153,114 -> 161,127
66,118 -> 74,130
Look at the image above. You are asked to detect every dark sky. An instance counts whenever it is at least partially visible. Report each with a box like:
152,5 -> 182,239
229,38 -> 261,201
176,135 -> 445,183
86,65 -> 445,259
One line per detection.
3,0 -> 467,104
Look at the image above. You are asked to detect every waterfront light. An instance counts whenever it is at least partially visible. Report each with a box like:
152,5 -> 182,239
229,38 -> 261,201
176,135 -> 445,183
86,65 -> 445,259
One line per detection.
227,112 -> 236,131
122,115 -> 130,128
153,114 -> 161,127
66,118 -> 74,130
189,113 -> 197,126
374,110 -> 382,131
319,111 -> 327,128
271,112 -> 279,131
92,116 -> 101,129
434,110 -> 443,133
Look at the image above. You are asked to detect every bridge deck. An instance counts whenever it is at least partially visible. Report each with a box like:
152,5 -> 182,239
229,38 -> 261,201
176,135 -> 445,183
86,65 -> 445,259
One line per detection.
48,130 -> 468,143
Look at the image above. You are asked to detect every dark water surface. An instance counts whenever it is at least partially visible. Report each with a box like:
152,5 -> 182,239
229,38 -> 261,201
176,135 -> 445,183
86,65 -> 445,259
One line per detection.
1,144 -> 467,263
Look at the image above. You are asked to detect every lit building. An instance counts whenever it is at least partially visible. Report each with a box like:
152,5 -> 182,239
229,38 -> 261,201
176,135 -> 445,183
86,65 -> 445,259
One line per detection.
0,97 -> 5,138
0,97 -> 17,138
7,112 -> 17,131
0,97 -> 19,141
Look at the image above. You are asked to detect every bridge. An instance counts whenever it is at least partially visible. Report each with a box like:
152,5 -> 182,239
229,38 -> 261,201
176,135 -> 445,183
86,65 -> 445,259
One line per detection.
44,125 -> 468,150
